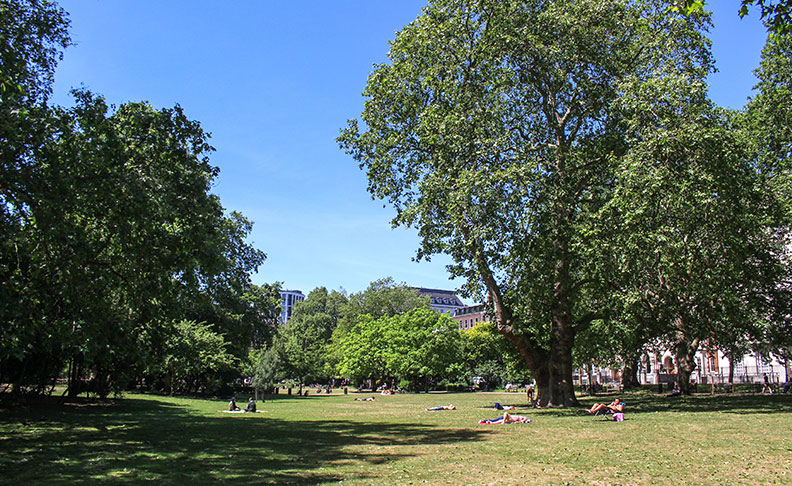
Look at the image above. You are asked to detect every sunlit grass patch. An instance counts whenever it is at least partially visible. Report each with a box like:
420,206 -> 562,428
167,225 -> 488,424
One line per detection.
1,390 -> 790,485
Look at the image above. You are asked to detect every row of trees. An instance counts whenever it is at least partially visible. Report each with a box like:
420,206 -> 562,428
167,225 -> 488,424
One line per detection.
340,0 -> 792,405
1,0 -> 283,398
252,278 -> 530,392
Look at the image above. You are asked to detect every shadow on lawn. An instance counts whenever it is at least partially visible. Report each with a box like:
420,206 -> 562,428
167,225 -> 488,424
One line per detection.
575,392 -> 792,415
488,392 -> 792,418
1,396 -> 492,485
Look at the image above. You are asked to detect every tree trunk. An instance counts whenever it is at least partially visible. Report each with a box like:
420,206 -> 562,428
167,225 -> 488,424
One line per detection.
672,326 -> 699,395
500,328 -> 579,407
475,225 -> 579,407
621,353 -> 640,389
546,323 -> 579,407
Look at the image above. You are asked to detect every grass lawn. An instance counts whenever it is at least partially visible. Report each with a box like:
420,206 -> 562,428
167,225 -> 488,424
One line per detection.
1,389 -> 790,485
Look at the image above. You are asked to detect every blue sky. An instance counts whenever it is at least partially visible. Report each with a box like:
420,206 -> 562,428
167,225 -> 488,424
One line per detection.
52,1 -> 768,299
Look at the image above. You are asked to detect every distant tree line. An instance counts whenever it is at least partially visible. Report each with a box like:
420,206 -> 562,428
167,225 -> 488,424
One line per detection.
252,278 -> 532,393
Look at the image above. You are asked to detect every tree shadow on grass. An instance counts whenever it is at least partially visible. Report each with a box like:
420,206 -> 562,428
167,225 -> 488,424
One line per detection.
575,392 -> 792,415
0,396 -> 493,485
485,393 -> 792,418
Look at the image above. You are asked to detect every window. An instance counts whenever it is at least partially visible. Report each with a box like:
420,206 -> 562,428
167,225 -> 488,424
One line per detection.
756,356 -> 771,374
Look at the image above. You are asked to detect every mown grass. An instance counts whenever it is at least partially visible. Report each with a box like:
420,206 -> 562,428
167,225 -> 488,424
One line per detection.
1,389 -> 790,485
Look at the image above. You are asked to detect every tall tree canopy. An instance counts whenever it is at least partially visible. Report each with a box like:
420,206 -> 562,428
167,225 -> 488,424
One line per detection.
340,0 -> 715,406
0,0 -> 273,397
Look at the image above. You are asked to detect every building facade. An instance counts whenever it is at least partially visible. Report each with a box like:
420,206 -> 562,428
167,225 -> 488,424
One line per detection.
453,304 -> 489,330
414,287 -> 466,315
575,349 -> 789,388
279,289 -> 305,323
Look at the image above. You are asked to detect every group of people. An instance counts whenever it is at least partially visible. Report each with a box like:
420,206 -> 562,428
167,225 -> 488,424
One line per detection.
224,394 -> 629,424
228,397 -> 257,412
423,402 -> 533,424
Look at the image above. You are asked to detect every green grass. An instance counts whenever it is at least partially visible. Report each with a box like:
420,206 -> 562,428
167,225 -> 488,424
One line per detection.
1,390 -> 791,485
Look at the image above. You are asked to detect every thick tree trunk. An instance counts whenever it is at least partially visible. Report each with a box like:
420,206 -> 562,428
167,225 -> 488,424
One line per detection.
500,327 -> 578,407
621,353 -> 640,389
546,324 -> 579,407
472,223 -> 579,407
672,326 -> 699,395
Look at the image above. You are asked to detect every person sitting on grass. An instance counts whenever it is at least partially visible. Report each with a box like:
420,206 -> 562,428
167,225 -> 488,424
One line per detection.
228,397 -> 241,411
244,397 -> 256,412
426,405 -> 456,411
665,382 -> 682,397
587,398 -> 623,414
478,411 -> 531,424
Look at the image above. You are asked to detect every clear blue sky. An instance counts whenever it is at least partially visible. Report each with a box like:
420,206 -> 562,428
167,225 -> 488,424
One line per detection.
51,1 -> 768,298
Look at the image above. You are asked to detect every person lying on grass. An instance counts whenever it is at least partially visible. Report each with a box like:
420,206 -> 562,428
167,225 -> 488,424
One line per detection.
354,397 -> 375,401
426,405 -> 456,411
587,398 -> 623,414
494,402 -> 515,410
478,411 -> 531,424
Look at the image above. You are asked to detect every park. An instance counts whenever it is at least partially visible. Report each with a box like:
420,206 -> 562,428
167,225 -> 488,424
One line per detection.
1,388 -> 791,484
3,0 -> 792,483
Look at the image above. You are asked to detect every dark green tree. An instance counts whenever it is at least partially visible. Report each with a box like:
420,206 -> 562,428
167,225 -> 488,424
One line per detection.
602,108 -> 788,394
0,0 -> 71,394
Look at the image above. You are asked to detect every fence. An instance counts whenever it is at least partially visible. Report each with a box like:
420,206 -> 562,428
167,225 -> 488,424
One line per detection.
698,365 -> 786,385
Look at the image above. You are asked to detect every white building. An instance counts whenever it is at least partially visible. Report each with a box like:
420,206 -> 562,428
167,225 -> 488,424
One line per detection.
279,289 -> 305,323
576,349 -> 789,388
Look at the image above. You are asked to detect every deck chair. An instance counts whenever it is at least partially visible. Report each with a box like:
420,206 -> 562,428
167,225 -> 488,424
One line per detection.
593,401 -> 624,421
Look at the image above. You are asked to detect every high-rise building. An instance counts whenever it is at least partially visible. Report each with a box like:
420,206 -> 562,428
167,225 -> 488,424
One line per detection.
279,289 -> 305,323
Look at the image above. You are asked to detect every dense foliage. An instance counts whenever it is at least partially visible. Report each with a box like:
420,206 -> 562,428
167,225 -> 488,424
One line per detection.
0,0 -> 279,398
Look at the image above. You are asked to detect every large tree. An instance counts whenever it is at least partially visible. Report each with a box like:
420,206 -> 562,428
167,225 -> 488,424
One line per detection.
340,0 -> 713,406
601,111 -> 788,394
744,33 -> 792,361
0,1 -> 272,398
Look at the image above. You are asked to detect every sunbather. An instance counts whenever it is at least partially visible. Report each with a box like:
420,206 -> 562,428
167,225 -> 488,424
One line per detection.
587,398 -> 623,414
478,411 -> 531,424
494,402 -> 515,410
426,405 -> 456,411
